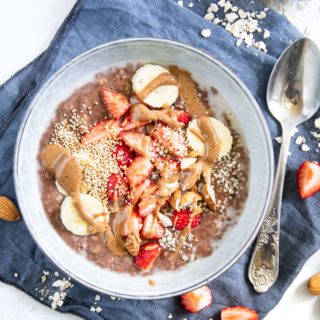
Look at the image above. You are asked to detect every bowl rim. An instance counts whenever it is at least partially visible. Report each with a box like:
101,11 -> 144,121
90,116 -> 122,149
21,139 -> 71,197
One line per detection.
14,37 -> 274,299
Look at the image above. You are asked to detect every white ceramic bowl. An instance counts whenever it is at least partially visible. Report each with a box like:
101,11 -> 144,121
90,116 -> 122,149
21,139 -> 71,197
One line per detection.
14,38 -> 274,299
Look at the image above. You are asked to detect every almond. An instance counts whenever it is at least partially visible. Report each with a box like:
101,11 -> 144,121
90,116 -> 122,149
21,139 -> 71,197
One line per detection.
125,233 -> 141,257
308,273 -> 320,295
201,184 -> 216,210
0,196 -> 21,222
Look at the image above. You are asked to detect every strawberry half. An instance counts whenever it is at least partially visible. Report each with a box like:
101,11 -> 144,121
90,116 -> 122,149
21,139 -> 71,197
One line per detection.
134,242 -> 162,271
107,172 -> 129,201
151,123 -> 188,158
128,179 -> 151,205
221,306 -> 259,320
119,131 -> 152,158
154,156 -> 180,177
172,209 -> 201,231
122,209 -> 143,237
180,285 -> 212,313
112,140 -> 134,168
100,87 -> 130,119
121,116 -> 150,131
126,157 -> 153,188
140,214 -> 165,239
138,197 -> 157,217
177,110 -> 190,125
297,161 -> 320,199
81,119 -> 121,145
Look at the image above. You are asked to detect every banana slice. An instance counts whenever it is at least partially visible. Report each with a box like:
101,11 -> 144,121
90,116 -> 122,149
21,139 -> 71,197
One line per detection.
55,180 -> 68,196
132,64 -> 178,108
60,194 -> 104,236
186,119 -> 206,156
186,118 -> 233,158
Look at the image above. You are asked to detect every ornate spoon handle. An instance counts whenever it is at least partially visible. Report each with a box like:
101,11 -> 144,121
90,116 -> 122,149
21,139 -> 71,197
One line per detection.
248,128 -> 292,293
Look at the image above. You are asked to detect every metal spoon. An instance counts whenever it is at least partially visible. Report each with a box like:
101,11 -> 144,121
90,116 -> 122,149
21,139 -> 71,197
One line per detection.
248,38 -> 320,293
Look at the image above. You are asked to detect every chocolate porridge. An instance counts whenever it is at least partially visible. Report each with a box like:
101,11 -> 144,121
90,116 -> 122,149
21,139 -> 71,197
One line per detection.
38,63 -> 249,274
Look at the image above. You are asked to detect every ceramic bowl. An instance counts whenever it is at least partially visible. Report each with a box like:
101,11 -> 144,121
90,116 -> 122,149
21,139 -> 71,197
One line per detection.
14,38 -> 274,299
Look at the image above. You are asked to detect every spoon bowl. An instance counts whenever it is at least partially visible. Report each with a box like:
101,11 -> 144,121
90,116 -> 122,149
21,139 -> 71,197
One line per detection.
267,38 -> 320,127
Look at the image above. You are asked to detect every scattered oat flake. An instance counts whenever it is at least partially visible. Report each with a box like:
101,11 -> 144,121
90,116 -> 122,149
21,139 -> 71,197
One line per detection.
177,0 -> 183,6
96,306 -> 102,313
95,294 -> 101,301
110,296 -> 117,300
168,313 -> 173,319
201,29 -> 211,38
315,118 -> 320,129
301,144 -> 310,152
295,136 -> 305,145
187,2 -> 193,8
14,273 -> 18,278
275,137 -> 282,144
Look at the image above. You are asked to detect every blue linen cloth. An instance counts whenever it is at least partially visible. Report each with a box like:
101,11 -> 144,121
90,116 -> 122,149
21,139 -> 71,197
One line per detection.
0,0 -> 319,319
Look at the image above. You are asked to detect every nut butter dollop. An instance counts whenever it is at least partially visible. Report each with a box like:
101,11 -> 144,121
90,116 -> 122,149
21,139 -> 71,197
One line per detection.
41,144 -> 108,235
137,73 -> 178,102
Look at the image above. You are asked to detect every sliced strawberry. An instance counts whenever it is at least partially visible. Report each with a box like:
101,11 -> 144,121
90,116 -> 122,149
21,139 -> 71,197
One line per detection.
121,116 -> 150,131
177,110 -> 190,125
154,156 -> 180,177
141,214 -> 165,239
134,242 -> 162,271
128,179 -> 151,205
119,131 -> 152,158
297,161 -> 320,199
107,172 -> 129,201
180,285 -> 212,313
172,209 -> 201,231
100,87 -> 130,119
151,123 -> 188,158
81,119 -> 121,145
122,209 -> 143,237
221,306 -> 259,320
126,157 -> 153,188
112,140 -> 134,167
138,198 -> 157,217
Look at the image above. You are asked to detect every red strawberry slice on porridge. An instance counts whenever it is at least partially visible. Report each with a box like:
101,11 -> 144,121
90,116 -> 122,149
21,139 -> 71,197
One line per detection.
100,87 -> 130,119
122,209 -> 143,237
81,119 -> 121,145
177,110 -> 190,125
119,131 -> 153,158
134,242 -> 162,271
221,306 -> 259,320
297,161 -> 320,199
107,172 -> 129,201
151,123 -> 188,158
112,140 -> 134,168
141,214 -> 165,240
126,157 -> 153,188
172,209 -> 201,231
121,116 -> 150,131
180,285 -> 212,313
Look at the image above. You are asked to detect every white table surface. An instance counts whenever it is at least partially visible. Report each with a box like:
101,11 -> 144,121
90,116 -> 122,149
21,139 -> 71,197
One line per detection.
0,1 -> 319,319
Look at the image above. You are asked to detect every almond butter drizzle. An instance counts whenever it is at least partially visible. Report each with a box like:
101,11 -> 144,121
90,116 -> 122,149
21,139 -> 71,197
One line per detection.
170,66 -> 220,165
137,72 -> 178,101
41,144 -> 108,235
170,66 -> 208,117
130,103 -> 182,129
198,117 -> 220,164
